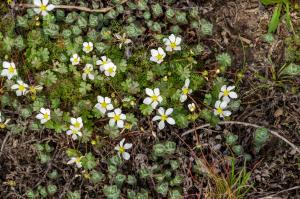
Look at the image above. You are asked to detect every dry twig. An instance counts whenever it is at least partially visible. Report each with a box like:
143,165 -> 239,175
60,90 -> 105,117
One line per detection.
182,121 -> 300,154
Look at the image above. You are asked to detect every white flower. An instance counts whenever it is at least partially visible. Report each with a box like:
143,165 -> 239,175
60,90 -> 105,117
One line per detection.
188,103 -> 196,112
163,34 -> 182,52
67,157 -> 82,168
218,85 -> 238,103
143,88 -> 163,109
96,56 -> 112,72
152,107 -> 176,130
82,42 -> 93,53
82,64 -> 94,81
33,0 -> 55,16
70,117 -> 83,130
70,54 -> 80,65
66,126 -> 83,140
107,108 -> 126,128
95,96 -> 114,114
103,62 -> 117,77
11,80 -> 28,96
114,138 -> 132,160
1,61 -> 17,80
213,100 -> 231,118
36,108 -> 51,124
180,79 -> 192,102
114,33 -> 132,49
150,47 -> 166,64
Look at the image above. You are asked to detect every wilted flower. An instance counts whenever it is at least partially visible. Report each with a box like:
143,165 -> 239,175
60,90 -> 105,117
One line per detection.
0,112 -> 10,129
11,80 -> 28,96
188,103 -> 196,112
213,100 -> 231,118
36,108 -> 51,124
115,138 -> 132,160
66,126 -> 83,140
152,107 -> 176,130
150,47 -> 166,64
218,85 -> 238,103
70,54 -> 80,65
1,61 -> 17,80
82,64 -> 94,81
180,79 -> 192,102
108,108 -> 126,128
114,33 -> 132,49
33,0 -> 55,16
103,62 -> 117,77
70,117 -> 83,130
143,88 -> 163,109
67,156 -> 82,168
163,34 -> 182,52
96,56 -> 112,72
95,96 -> 114,114
82,42 -> 93,53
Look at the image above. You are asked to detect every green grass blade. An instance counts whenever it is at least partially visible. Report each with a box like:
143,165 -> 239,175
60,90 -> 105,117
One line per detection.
268,3 -> 283,33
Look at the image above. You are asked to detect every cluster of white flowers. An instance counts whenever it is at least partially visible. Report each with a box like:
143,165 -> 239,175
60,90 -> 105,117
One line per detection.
214,85 -> 238,118
150,34 -> 182,64
66,117 -> 83,140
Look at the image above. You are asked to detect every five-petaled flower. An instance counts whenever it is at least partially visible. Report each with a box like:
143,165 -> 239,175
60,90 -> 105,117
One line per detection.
36,108 -> 51,124
163,34 -> 182,52
70,54 -> 80,66
218,85 -> 238,103
33,0 -> 55,16
213,100 -> 231,118
95,96 -> 114,114
150,47 -> 166,64
83,42 -> 93,54
103,62 -> 117,77
96,56 -> 112,72
1,61 -> 17,80
108,108 -> 126,128
180,79 -> 192,102
115,138 -> 132,160
152,107 -> 176,130
67,156 -> 82,168
66,126 -> 83,140
143,88 -> 163,109
70,117 -> 83,130
11,80 -> 28,96
82,64 -> 94,81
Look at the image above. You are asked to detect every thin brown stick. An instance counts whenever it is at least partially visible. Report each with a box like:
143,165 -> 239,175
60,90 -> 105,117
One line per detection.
258,186 -> 300,199
182,121 -> 300,154
14,0 -> 128,13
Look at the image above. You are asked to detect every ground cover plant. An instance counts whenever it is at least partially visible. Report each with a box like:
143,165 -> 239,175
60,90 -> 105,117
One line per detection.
0,0 -> 300,198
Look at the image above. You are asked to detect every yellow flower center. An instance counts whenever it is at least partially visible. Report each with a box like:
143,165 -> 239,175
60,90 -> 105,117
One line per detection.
217,108 -> 223,114
72,130 -> 78,135
156,54 -> 163,61
161,114 -> 168,121
119,146 -> 125,153
44,113 -> 49,120
84,68 -> 91,74
85,45 -> 92,51
19,85 -> 25,91
223,90 -> 229,96
114,114 -> 120,121
170,42 -> 177,49
151,95 -> 158,101
182,88 -> 189,95
102,60 -> 107,65
74,58 -> 78,63
40,4 -> 47,11
101,102 -> 107,108
108,67 -> 114,73
8,66 -> 15,73
74,122 -> 81,129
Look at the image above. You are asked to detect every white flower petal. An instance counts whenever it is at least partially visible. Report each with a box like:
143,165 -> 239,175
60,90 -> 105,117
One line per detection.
117,120 -> 124,128
145,88 -> 154,96
158,120 -> 165,130
124,143 -> 132,149
165,108 -> 173,115
229,92 -> 238,99
167,117 -> 175,125
47,4 -> 55,11
122,152 -> 130,160
36,113 -> 44,120
152,116 -> 161,121
34,0 -> 42,6
223,110 -> 232,117
158,107 -> 165,116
